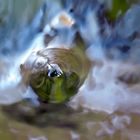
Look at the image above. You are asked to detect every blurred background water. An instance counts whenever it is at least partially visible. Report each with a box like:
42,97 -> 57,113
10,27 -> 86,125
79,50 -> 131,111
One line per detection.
0,0 -> 140,140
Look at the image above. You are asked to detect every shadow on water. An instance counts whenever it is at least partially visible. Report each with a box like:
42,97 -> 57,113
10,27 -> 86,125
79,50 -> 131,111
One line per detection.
3,102 -> 140,140
1,101 -> 111,140
2,101 -> 79,129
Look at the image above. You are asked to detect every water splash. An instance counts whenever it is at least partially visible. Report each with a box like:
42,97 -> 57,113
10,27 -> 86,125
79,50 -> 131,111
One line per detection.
69,1 -> 140,114
0,0 -> 77,105
0,0 -> 140,116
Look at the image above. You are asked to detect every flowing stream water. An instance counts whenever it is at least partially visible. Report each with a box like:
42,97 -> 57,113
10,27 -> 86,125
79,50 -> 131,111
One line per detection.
0,0 -> 140,140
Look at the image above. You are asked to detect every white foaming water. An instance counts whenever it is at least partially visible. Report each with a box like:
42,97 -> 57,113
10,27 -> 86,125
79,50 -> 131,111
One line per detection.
0,8 -> 75,105
70,58 -> 140,114
0,0 -> 140,117
69,6 -> 140,114
0,31 -> 46,104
